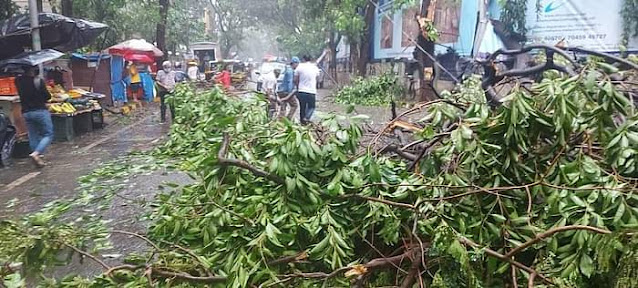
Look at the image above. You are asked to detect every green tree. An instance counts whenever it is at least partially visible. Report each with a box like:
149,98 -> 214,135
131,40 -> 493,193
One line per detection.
209,0 -> 254,58
0,0 -> 19,21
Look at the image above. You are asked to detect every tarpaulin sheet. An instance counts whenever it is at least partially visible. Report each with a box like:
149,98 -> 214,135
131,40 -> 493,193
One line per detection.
0,49 -> 64,73
0,13 -> 108,60
110,55 -> 126,103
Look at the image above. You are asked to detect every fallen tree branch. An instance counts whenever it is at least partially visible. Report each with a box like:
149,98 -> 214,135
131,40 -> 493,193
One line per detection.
528,271 -> 537,288
381,144 -> 417,161
408,133 -> 447,171
152,269 -> 227,283
400,249 -> 423,288
564,47 -> 638,70
504,225 -> 612,258
283,248 -> 418,280
459,237 -> 553,285
111,230 -> 161,252
218,133 -> 285,184
267,251 -> 308,266
63,242 -> 111,270
345,194 -> 416,210
106,264 -> 226,283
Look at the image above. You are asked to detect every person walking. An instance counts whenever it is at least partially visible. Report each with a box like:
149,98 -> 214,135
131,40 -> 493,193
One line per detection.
128,62 -> 143,103
277,57 -> 299,120
187,61 -> 199,81
15,66 -> 53,168
294,55 -> 320,125
174,62 -> 187,83
156,61 -> 177,123
262,68 -> 280,119
215,65 -> 232,89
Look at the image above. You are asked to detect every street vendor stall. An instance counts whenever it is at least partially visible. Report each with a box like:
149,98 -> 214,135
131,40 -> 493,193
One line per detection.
70,53 -> 113,106
0,13 -> 108,162
0,51 -> 107,143
0,49 -> 66,141
46,86 -> 105,141
106,39 -> 163,103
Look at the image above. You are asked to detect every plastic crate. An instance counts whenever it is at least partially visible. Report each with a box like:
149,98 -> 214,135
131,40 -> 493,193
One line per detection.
52,115 -> 74,142
12,140 -> 31,158
73,112 -> 93,135
0,77 -> 17,96
91,109 -> 104,129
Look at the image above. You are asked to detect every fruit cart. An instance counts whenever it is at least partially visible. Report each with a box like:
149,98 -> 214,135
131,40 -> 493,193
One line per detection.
47,87 -> 105,142
0,77 -> 28,140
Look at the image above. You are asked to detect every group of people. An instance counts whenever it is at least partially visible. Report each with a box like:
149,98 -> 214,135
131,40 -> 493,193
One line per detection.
262,56 -> 321,124
13,55 -> 322,168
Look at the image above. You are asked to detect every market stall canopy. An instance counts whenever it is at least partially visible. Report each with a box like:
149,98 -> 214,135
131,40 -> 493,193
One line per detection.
106,39 -> 164,57
0,13 -> 108,60
0,49 -> 64,73
124,53 -> 155,64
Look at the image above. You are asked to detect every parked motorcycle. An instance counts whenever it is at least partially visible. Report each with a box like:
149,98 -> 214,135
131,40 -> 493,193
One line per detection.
0,112 -> 16,167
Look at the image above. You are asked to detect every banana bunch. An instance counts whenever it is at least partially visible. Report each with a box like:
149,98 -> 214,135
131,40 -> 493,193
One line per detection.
49,103 -> 77,114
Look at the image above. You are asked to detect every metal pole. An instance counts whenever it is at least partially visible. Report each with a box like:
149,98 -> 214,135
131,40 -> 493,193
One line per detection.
28,0 -> 43,74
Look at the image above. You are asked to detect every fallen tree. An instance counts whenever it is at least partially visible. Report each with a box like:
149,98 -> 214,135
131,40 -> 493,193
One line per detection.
1,48 -> 638,288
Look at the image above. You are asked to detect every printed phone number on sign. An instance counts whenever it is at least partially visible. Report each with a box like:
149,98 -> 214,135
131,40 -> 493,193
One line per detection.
540,34 -> 607,42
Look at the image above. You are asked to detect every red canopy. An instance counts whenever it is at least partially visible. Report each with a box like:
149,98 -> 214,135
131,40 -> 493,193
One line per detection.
106,39 -> 163,57
124,52 -> 154,64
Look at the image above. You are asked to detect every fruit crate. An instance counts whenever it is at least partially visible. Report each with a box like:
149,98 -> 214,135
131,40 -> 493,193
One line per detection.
73,112 -> 93,135
0,77 -> 17,96
91,109 -> 104,129
12,140 -> 31,158
52,115 -> 74,142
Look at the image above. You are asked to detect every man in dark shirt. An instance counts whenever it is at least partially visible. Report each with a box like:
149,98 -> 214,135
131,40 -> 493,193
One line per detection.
15,66 -> 53,168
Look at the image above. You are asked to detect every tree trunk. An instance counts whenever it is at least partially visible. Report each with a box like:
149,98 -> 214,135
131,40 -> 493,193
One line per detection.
61,0 -> 73,17
328,32 -> 340,82
349,41 -> 358,75
357,1 -> 377,77
36,0 -> 43,12
156,0 -> 169,67
413,0 -> 437,101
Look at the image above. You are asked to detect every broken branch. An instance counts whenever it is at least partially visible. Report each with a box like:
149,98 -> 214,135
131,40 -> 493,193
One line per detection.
504,225 -> 611,258
218,133 -> 284,184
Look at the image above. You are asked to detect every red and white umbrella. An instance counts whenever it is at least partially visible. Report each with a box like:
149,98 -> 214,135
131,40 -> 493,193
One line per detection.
106,39 -> 164,57
124,52 -> 155,64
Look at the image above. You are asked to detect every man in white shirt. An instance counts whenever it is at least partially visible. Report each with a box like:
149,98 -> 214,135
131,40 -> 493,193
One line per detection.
187,61 -> 199,81
156,61 -> 177,123
294,55 -> 320,124
262,69 -> 281,118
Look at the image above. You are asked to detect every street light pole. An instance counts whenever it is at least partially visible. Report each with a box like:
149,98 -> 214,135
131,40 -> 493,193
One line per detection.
28,0 -> 43,74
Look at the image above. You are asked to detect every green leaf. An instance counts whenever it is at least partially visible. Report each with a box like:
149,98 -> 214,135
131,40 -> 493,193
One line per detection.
613,203 -> 626,224
579,253 -> 594,278
570,195 -> 587,207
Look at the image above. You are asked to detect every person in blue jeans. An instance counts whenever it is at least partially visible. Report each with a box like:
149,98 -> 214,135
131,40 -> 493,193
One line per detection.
294,55 -> 320,125
15,66 -> 53,168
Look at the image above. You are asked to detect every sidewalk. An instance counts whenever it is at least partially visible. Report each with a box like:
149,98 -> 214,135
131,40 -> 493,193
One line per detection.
0,105 -> 170,216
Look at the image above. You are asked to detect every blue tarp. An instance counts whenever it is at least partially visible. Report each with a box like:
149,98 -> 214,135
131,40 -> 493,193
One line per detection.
140,72 -> 154,101
110,55 -> 126,103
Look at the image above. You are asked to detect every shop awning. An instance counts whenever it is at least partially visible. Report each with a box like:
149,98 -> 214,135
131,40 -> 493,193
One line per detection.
71,53 -> 111,61
0,49 -> 64,73
0,13 -> 108,60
